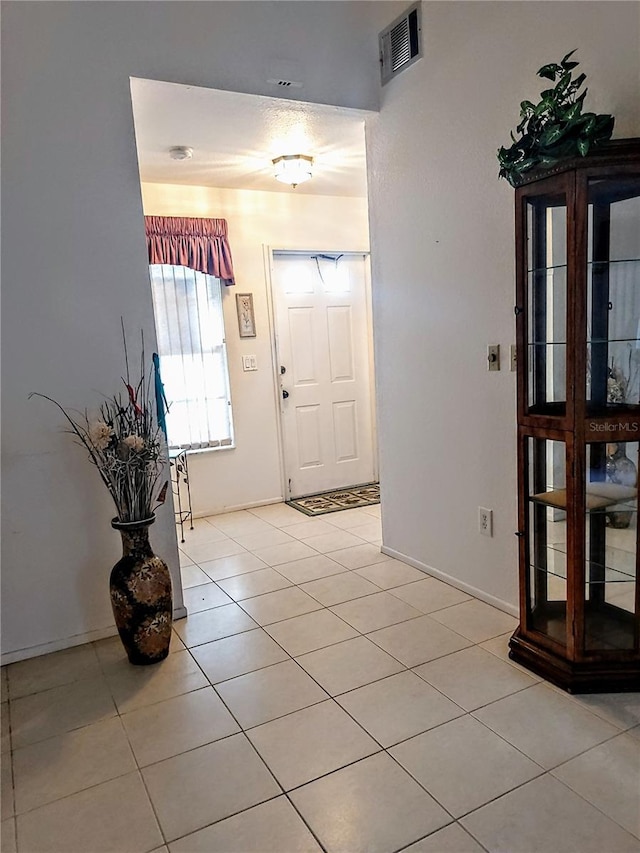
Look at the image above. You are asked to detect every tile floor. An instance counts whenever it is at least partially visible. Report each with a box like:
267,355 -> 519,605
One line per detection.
2,502 -> 640,853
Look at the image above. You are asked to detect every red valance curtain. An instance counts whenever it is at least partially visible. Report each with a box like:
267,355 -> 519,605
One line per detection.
145,216 -> 235,285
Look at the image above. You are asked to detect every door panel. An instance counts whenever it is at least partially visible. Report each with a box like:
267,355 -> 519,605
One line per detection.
272,252 -> 375,498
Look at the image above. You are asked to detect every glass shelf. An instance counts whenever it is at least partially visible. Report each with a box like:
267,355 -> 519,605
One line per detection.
527,259 -> 640,275
531,543 -> 636,583
530,485 -> 637,512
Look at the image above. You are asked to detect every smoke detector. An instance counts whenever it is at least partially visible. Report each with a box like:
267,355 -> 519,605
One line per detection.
169,146 -> 193,161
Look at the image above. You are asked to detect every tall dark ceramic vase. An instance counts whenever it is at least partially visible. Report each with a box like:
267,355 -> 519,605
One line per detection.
110,515 -> 173,665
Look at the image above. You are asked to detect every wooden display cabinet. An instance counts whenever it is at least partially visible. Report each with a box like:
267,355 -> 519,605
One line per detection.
509,139 -> 640,692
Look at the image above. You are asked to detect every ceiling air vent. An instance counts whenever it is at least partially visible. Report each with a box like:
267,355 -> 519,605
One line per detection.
379,2 -> 422,85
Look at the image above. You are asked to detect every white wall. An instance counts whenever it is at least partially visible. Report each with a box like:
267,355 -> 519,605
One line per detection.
366,1 -> 640,613
141,183 -> 370,516
1,1 -> 392,661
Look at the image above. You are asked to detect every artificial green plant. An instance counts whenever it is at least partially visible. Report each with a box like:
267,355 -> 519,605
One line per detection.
498,50 -> 614,187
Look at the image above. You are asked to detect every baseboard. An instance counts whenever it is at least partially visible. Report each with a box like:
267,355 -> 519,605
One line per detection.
381,545 -> 519,619
193,496 -> 285,519
2,603 -> 189,665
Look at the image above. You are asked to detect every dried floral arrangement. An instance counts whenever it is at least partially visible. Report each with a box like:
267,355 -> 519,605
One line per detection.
30,327 -> 168,523
498,50 -> 615,187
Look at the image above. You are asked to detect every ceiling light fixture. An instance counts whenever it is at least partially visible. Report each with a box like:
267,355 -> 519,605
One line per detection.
169,146 -> 193,161
272,154 -> 313,188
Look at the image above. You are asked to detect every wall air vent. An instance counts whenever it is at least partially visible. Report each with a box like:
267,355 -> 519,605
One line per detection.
379,2 -> 422,86
267,78 -> 303,89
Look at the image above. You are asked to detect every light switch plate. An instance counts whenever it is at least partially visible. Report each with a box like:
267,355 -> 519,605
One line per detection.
242,355 -> 257,371
487,344 -> 500,371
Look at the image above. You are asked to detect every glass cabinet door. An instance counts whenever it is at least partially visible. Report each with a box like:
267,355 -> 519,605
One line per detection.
586,175 -> 640,412
584,440 -> 638,652
526,436 -> 568,646
526,194 -> 568,416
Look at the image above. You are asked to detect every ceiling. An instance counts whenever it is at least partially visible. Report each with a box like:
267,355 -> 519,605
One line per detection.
130,78 -> 369,198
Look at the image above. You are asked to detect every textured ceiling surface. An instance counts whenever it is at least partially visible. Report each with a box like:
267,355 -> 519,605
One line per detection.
130,78 -> 369,197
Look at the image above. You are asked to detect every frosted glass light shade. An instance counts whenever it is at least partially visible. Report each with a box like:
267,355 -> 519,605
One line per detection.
272,154 -> 313,187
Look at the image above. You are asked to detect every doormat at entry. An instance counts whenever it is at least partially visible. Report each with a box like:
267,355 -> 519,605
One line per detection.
286,483 -> 380,517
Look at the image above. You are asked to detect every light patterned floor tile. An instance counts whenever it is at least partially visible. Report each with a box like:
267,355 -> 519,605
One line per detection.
563,690 -> 640,732
290,752 -> 450,853
347,521 -> 383,542
180,538 -> 246,565
216,568 -> 292,601
180,564 -> 212,589
173,603 -> 257,648
461,775 -> 640,853
331,591 -> 423,633
390,576 -> 472,613
264,609 -> 359,657
238,587 -> 323,626
190,629 -> 289,684
552,732 -> 640,839
215,660 -> 328,728
414,646 -> 538,711
168,796 -> 322,852
7,644 -> 101,699
248,504 -> 309,527
327,544 -> 388,570
1,819 -> 16,853
207,512 -> 274,538
16,772 -> 163,853
354,559 -> 426,589
402,823 -> 485,852
182,582 -> 233,613
13,716 -> 136,813
274,554 -> 346,585
324,509 -> 379,529
300,572 -> 380,606
199,552 -> 269,581
473,683 -> 621,769
429,599 -> 518,642
179,550 -> 194,568
233,528 -> 295,551
175,521 -> 229,547
142,734 -> 280,842
361,504 -> 381,518
1,704 -> 10,755
367,614 -> 472,667
103,649 -> 208,714
10,675 -> 116,748
285,519 -> 341,540
391,715 -> 541,817
301,530 -> 365,554
247,700 -> 379,790
296,636 -> 404,696
253,541 -> 318,567
337,671 -> 464,747
2,751 -> 14,819
121,686 -> 239,767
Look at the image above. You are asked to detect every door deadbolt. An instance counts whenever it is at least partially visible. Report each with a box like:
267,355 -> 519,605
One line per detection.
280,365 -> 286,375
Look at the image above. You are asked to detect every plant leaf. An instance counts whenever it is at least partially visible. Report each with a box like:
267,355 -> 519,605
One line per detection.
538,63 -> 559,81
560,48 -> 578,66
577,137 -> 590,156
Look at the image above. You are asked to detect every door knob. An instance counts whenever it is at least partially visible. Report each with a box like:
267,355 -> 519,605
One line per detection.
282,389 -> 289,399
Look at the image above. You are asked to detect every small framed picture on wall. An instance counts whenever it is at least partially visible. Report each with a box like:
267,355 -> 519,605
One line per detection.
236,293 -> 256,338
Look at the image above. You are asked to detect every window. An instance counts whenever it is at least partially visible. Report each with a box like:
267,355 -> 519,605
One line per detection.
150,264 -> 234,450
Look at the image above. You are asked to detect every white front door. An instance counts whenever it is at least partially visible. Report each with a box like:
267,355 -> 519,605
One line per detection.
271,251 -> 376,498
